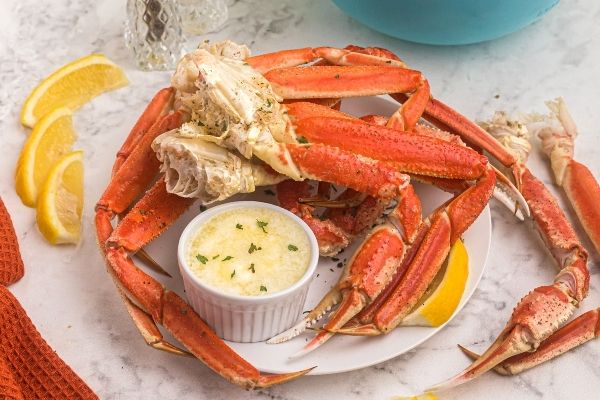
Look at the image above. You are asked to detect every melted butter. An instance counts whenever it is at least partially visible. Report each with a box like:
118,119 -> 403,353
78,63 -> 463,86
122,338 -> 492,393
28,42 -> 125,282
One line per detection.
187,207 -> 311,296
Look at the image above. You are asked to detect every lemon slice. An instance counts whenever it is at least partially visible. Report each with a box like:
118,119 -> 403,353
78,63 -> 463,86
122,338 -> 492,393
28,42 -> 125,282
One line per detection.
15,107 -> 76,207
401,239 -> 469,327
36,151 -> 84,244
20,54 -> 128,128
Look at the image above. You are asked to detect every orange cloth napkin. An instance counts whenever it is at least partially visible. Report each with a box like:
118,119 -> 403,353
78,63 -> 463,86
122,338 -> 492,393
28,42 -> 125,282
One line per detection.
0,198 -> 98,400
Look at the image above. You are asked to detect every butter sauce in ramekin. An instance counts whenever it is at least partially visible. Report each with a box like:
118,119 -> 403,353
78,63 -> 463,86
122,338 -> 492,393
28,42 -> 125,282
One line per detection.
178,201 -> 319,342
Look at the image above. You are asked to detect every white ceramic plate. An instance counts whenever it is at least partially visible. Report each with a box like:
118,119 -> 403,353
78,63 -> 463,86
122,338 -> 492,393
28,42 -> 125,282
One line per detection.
146,97 -> 491,375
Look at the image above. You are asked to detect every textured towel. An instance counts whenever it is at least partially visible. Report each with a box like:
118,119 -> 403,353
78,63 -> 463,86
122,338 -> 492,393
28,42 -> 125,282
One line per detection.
0,199 -> 24,286
0,197 -> 98,399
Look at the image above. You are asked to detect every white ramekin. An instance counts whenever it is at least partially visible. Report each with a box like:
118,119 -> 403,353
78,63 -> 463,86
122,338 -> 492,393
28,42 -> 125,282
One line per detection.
178,201 -> 319,343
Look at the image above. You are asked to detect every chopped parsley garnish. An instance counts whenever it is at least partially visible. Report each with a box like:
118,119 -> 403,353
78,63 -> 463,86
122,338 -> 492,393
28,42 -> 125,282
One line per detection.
236,223 -> 243,230
230,270 -> 236,279
222,255 -> 234,261
196,254 -> 208,264
260,285 -> 267,292
296,136 -> 309,144
288,244 -> 298,251
266,98 -> 272,107
248,243 -> 262,254
212,255 -> 219,260
256,219 -> 268,233
249,263 -> 256,273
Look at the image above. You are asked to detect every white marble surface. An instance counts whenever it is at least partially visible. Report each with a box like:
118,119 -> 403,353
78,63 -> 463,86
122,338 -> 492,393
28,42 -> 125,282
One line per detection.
1,0 -> 599,398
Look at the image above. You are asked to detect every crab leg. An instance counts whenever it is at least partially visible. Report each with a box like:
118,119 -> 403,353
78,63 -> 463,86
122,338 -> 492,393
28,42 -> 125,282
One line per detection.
102,180 -> 311,388
425,133 -> 590,392
337,165 -> 496,336
533,98 -> 600,254
270,184 -> 421,346
97,91 -> 312,388
246,46 -> 406,74
267,65 -> 429,131
283,184 -> 422,355
459,308 -> 600,376
277,180 -> 385,256
111,87 -> 174,176
96,106 -> 194,357
108,88 -> 177,276
270,114 -> 498,352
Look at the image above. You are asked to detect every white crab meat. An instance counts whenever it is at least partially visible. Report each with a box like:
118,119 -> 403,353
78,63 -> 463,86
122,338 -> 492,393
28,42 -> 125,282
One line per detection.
481,98 -> 577,186
152,131 -> 285,203
528,97 -> 577,185
166,40 -> 303,183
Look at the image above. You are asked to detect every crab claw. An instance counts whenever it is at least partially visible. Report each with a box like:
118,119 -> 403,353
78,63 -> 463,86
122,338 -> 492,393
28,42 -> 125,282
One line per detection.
458,307 -> 600,376
427,285 -> 576,392
492,166 -> 530,220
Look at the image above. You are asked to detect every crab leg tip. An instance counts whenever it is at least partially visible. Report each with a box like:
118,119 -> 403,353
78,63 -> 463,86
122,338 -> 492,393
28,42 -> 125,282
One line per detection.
457,344 -> 480,361
135,248 -> 172,277
493,167 -> 530,219
289,331 -> 336,359
256,366 -> 316,388
333,323 -> 383,336
267,319 -> 309,344
428,326 -> 530,391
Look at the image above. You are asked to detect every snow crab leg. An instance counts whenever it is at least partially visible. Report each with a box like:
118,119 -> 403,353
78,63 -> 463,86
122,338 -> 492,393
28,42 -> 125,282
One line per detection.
95,91 -> 313,389
312,45 -> 595,390
533,98 -> 600,254
422,103 -> 591,392
266,103 -> 497,354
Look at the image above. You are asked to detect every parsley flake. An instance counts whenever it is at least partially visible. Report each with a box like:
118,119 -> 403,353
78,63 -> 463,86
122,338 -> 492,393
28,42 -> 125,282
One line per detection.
248,243 -> 262,254
196,254 -> 208,264
222,256 -> 234,261
212,255 -> 219,260
288,244 -> 298,251
260,285 -> 267,292
230,270 -> 236,279
296,136 -> 309,144
256,219 -> 269,233
236,223 -> 243,230
249,263 -> 256,273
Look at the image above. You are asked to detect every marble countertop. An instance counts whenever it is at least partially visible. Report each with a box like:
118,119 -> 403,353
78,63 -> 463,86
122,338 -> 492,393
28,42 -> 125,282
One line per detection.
1,0 -> 599,398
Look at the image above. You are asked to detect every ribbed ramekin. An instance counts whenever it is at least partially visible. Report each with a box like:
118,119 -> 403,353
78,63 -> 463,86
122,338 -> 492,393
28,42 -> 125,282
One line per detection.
177,201 -> 319,343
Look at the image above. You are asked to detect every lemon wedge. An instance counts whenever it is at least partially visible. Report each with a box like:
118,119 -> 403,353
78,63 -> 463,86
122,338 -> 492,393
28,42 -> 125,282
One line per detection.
36,151 -> 84,244
391,393 -> 439,400
401,239 -> 469,327
20,54 -> 128,128
15,107 -> 76,207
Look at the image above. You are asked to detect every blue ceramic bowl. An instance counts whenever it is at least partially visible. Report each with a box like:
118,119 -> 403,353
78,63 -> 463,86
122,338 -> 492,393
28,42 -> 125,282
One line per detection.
333,0 -> 559,45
